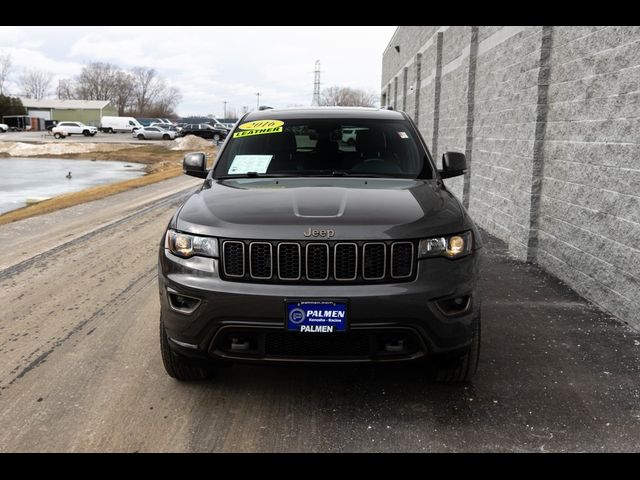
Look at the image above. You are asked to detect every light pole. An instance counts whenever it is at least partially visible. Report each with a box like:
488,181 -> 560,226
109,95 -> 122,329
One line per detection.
223,101 -> 227,119
256,92 -> 261,109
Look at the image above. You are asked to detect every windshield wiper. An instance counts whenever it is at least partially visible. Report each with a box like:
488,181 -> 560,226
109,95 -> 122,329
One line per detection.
321,171 -> 392,178
216,172 -> 299,179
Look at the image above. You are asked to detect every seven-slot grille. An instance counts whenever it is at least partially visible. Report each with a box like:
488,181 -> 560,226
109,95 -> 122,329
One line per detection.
221,240 -> 415,284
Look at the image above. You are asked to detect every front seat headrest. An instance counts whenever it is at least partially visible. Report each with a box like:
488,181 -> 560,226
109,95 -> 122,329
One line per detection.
267,131 -> 296,153
356,129 -> 386,158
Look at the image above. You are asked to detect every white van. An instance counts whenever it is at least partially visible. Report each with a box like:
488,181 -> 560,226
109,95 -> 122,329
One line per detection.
100,116 -> 143,133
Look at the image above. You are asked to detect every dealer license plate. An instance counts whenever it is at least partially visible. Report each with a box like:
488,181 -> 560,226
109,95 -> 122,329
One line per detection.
286,300 -> 348,333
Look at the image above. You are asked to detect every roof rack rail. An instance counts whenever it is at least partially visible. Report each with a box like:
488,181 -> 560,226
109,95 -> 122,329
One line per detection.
258,106 -> 273,110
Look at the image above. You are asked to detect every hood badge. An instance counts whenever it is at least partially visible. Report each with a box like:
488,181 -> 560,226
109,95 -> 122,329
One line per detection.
304,228 -> 335,238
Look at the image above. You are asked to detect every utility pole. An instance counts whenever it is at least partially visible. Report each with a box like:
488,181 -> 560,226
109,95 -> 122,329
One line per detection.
256,92 -> 261,109
223,101 -> 227,119
312,60 -> 321,106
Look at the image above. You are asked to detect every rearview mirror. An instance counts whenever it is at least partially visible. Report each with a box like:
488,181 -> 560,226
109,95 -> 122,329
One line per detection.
439,152 -> 467,179
183,152 -> 208,178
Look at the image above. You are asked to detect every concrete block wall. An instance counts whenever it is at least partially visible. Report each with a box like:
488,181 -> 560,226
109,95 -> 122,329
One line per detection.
536,26 -> 640,326
435,26 -> 474,199
470,26 -> 547,260
382,26 -> 640,329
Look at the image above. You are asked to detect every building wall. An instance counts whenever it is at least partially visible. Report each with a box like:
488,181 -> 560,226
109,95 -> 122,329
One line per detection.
382,26 -> 640,329
536,26 -> 640,326
52,106 -> 117,125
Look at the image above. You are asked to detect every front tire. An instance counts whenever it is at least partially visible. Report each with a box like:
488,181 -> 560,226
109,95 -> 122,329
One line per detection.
83,130 -> 90,136
137,134 -> 145,140
162,134 -> 170,140
54,132 -> 63,139
430,312 -> 481,383
160,315 -> 214,381
213,133 -> 221,142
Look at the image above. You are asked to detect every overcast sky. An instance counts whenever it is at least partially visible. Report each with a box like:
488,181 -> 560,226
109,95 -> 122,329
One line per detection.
0,26 -> 397,117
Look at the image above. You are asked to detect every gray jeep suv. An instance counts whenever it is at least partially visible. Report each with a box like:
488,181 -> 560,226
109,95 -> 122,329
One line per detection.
158,107 -> 482,383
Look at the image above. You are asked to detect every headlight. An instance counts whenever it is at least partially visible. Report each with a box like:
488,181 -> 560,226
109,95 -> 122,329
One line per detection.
165,230 -> 218,258
418,231 -> 473,259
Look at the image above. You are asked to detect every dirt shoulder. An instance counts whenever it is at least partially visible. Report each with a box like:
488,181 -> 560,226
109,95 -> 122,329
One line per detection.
0,139 -> 216,225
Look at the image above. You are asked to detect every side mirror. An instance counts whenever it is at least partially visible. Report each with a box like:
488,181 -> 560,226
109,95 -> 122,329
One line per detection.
183,152 -> 208,178
439,151 -> 467,179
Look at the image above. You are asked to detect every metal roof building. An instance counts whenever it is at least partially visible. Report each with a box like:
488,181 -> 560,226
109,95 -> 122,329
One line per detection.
19,98 -> 117,126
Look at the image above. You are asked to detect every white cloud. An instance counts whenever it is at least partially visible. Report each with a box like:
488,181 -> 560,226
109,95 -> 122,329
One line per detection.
0,27 -> 25,46
2,26 -> 397,116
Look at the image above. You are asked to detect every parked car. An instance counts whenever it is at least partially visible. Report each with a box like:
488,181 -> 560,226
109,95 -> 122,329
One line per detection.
150,122 -> 182,133
158,107 -> 482,383
55,122 -> 97,136
181,123 -> 228,141
341,127 -> 368,145
133,126 -> 176,140
0,123 -> 8,133
136,118 -> 155,127
100,116 -> 142,133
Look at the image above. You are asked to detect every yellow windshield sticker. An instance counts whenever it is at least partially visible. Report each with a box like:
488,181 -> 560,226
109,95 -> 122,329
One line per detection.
233,119 -> 284,138
238,120 -> 284,130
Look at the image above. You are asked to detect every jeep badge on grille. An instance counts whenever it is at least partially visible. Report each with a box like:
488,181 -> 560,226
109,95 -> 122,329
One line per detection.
303,228 -> 335,238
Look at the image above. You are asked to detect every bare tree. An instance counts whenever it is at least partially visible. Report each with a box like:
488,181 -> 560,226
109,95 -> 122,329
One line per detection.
55,63 -> 182,116
319,86 -> 378,107
131,67 -> 164,115
57,78 -> 76,100
75,62 -> 119,101
0,52 -> 11,95
112,70 -> 135,115
154,85 -> 182,117
20,69 -> 52,99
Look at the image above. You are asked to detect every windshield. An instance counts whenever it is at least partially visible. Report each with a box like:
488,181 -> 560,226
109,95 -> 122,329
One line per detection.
214,118 -> 431,179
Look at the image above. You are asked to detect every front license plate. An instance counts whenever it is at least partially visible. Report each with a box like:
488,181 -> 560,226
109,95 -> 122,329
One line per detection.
286,300 -> 347,333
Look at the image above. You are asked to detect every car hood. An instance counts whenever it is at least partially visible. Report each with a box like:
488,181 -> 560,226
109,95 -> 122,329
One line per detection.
176,177 -> 470,240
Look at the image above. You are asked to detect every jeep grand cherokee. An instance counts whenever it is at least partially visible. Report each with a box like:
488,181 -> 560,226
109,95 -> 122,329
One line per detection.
158,107 -> 482,383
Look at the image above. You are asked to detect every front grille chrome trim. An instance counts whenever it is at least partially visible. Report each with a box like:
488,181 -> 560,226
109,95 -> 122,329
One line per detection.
222,240 -> 245,278
277,242 -> 301,281
249,241 -> 273,279
305,243 -> 330,281
362,242 -> 386,280
334,242 -> 358,281
391,241 -> 414,279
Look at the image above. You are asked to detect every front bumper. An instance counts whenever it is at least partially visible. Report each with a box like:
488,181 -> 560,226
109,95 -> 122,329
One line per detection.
158,247 -> 480,364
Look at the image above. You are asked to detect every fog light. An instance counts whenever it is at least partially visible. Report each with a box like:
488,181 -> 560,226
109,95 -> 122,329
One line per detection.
168,292 -> 201,314
435,295 -> 471,316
